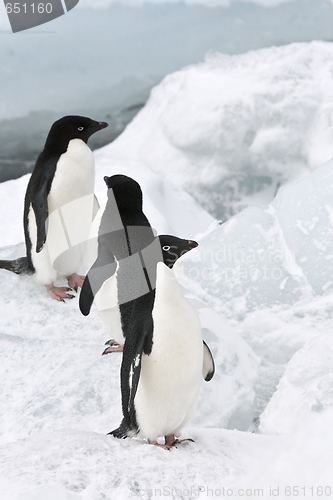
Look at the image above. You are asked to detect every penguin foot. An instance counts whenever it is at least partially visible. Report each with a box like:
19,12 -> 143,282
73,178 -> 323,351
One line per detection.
46,284 -> 75,301
165,434 -> 177,446
67,273 -> 85,292
105,338 -> 121,346
148,440 -> 173,451
102,345 -> 124,355
102,339 -> 124,355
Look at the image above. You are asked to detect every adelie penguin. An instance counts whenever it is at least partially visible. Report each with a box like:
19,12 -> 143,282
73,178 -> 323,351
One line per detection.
79,174 -> 215,450
0,116 -> 108,301
80,174 -> 158,437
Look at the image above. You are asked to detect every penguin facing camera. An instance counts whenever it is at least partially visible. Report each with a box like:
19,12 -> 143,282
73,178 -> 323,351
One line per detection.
128,259 -> 215,450
0,115 -> 108,301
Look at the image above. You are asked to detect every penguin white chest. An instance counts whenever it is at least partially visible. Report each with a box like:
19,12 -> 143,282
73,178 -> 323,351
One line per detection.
48,139 -> 95,211
29,139 -> 96,284
134,263 -> 203,441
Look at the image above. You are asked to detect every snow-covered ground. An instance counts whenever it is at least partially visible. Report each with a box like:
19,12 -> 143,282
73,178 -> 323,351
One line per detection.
1,38 -> 333,500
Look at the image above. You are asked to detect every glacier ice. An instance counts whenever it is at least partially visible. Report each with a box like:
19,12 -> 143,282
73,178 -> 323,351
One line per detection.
178,158 -> 333,312
176,157 -> 333,422
260,332 -> 333,434
103,41 -> 333,220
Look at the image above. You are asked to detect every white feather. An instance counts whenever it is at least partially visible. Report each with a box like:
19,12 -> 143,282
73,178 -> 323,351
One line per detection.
29,139 -> 95,284
134,263 -> 203,441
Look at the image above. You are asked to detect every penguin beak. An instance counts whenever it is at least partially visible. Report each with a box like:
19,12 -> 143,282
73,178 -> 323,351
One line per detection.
188,240 -> 199,250
104,176 -> 110,184
98,122 -> 108,129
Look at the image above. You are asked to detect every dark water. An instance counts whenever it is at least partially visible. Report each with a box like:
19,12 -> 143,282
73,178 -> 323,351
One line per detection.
0,79 -> 152,182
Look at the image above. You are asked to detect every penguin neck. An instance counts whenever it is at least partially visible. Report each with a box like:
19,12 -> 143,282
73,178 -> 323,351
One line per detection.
44,136 -> 87,156
155,263 -> 183,301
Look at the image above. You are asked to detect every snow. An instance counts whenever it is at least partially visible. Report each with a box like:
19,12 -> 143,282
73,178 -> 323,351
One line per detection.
102,41 -> 333,219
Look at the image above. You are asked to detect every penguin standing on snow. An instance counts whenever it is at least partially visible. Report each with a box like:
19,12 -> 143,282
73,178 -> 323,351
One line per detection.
79,174 -> 214,448
80,174 -> 158,437
0,116 -> 108,301
133,258 -> 215,449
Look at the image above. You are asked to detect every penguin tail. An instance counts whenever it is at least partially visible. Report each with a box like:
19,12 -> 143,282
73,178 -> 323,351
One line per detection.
0,257 -> 34,275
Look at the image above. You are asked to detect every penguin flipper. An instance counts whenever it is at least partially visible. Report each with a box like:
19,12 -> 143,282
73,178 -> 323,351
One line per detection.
116,299 -> 155,437
79,250 -> 117,316
31,181 -> 49,253
202,340 -> 215,381
109,339 -> 144,439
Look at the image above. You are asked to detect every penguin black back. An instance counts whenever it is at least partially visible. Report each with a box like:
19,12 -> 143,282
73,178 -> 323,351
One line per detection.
79,175 -> 156,434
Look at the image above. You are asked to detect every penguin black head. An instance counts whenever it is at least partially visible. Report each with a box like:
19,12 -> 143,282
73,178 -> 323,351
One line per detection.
104,174 -> 143,214
158,235 -> 198,269
44,116 -> 108,153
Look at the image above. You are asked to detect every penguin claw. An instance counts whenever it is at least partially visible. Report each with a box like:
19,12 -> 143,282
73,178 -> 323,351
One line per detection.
46,284 -> 76,301
105,338 -> 120,346
102,345 -> 124,355
172,438 -> 195,447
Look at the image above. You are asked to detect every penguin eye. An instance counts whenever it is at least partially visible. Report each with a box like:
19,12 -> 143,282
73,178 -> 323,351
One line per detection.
78,126 -> 84,131
163,245 -> 171,251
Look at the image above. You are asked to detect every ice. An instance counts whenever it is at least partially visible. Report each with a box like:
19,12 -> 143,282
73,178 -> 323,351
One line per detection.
179,291 -> 260,431
178,158 -> 333,311
104,40 -> 333,219
260,332 -> 333,434
176,158 -> 333,422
